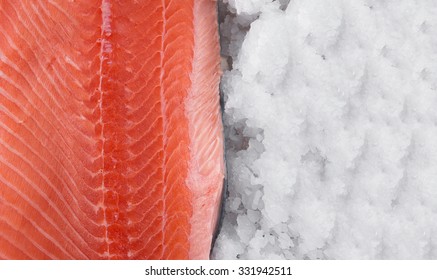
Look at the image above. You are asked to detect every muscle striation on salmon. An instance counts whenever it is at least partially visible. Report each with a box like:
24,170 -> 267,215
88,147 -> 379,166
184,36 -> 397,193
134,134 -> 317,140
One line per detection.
0,0 -> 224,259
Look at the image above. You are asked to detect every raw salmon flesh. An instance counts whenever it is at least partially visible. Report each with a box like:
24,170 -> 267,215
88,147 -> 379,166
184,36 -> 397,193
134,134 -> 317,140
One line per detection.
0,0 -> 224,259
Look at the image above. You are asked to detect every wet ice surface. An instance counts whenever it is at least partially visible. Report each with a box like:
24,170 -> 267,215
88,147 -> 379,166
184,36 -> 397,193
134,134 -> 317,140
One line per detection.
213,0 -> 437,259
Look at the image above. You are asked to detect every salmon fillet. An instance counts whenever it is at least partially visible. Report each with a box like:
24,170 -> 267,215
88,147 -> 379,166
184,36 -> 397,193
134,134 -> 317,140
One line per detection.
0,0 -> 224,259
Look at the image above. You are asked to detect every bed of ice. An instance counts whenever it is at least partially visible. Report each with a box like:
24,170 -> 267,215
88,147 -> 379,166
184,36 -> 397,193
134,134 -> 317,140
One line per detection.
212,0 -> 437,259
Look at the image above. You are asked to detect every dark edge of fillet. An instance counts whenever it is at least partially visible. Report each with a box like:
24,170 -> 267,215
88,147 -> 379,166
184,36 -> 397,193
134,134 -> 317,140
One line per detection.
210,0 -> 228,256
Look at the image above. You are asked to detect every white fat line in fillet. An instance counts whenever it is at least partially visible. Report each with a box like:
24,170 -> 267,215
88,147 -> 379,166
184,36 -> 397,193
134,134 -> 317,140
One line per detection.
159,0 -> 169,258
98,0 -> 112,259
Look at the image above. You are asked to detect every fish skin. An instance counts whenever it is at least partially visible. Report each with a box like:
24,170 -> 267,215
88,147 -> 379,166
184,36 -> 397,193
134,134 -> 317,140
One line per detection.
0,0 -> 223,260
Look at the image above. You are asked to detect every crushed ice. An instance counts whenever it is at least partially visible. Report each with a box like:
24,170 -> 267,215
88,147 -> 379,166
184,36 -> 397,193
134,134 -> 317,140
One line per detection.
213,0 -> 437,259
